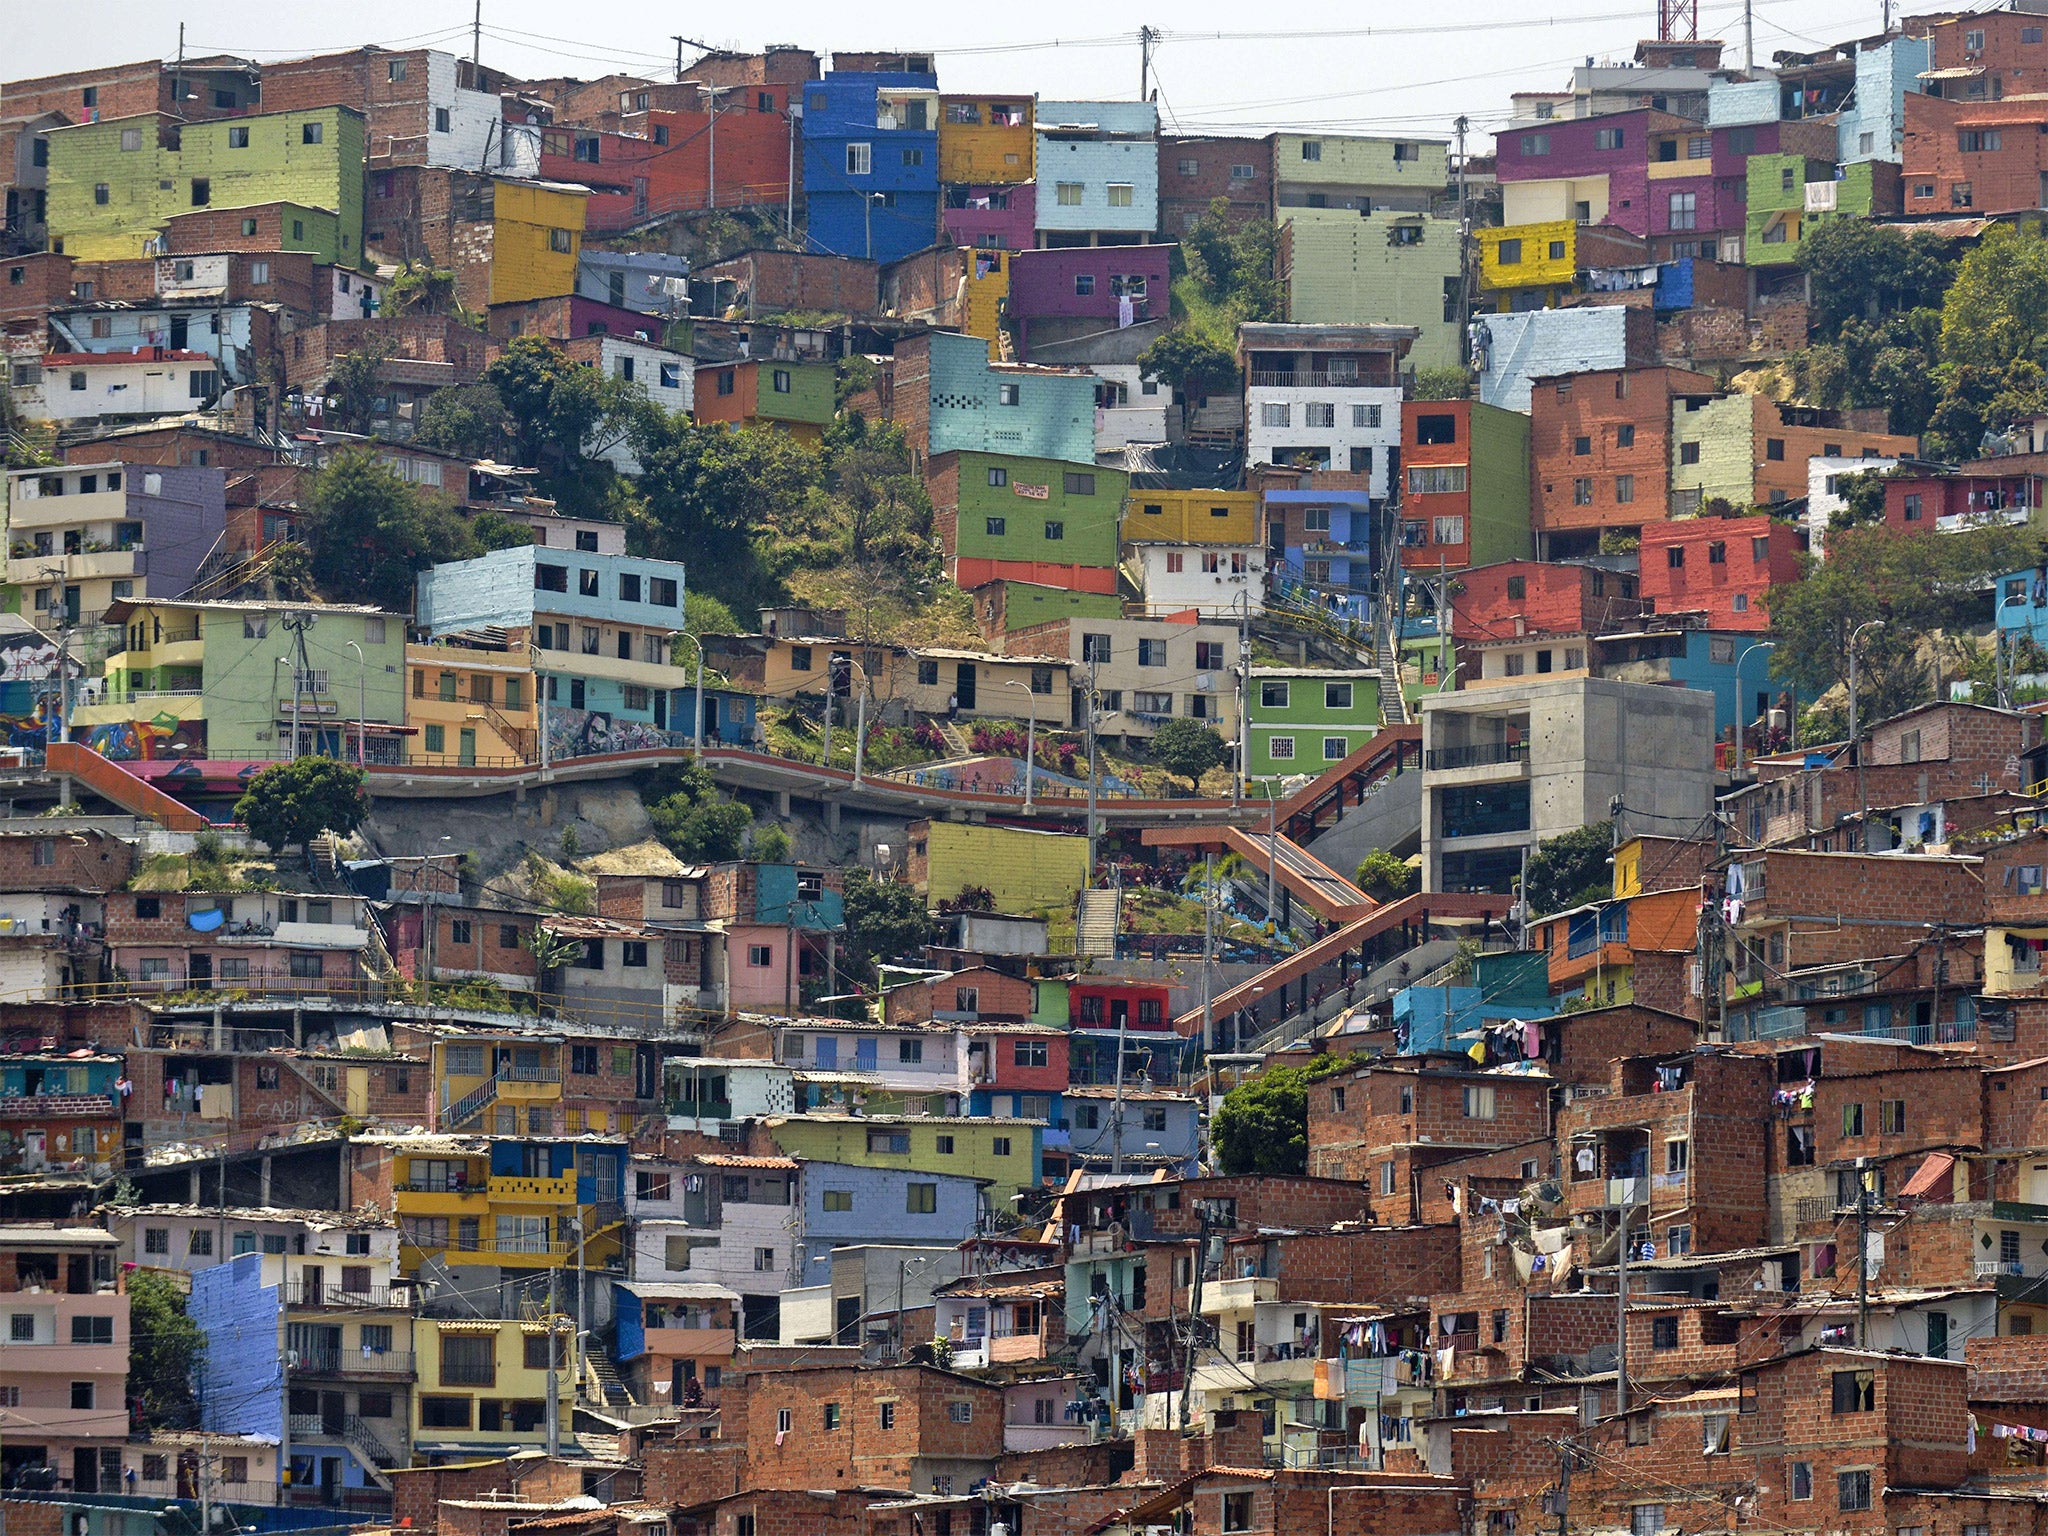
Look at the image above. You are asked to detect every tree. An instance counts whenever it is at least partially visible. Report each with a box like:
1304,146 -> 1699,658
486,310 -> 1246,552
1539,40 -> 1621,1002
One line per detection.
1940,223 -> 2048,371
1828,470 -> 1891,533
1179,197 -> 1283,323
1138,328 -> 1240,414
839,867 -> 935,985
128,1269 -> 203,1430
1523,821 -> 1613,917
630,416 -> 826,612
1411,366 -> 1473,401
1354,848 -> 1418,903
235,758 -> 370,858
383,262 -> 463,318
414,382 -> 512,461
298,448 -> 480,611
483,335 -> 640,477
327,344 -> 388,435
470,509 -> 541,552
749,823 -> 794,863
1150,717 -> 1227,794
1797,219 -> 1956,340
1212,1054 -> 1355,1175
644,761 -> 756,861
1766,521 -> 2038,719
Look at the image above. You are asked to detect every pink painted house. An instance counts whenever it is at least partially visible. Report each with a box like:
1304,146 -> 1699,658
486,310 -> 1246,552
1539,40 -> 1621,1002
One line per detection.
943,182 -> 1037,251
1005,244 -> 1173,359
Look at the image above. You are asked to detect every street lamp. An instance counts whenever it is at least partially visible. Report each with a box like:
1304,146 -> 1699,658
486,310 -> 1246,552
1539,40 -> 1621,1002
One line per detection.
865,192 -> 888,260
529,641 -> 551,775
1734,640 -> 1775,773
1849,618 -> 1885,828
677,81 -> 734,212
344,640 -> 367,768
1001,679 -> 1038,812
672,631 -> 707,758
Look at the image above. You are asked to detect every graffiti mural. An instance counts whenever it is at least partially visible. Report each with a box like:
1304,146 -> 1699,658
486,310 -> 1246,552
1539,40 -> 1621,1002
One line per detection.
82,717 -> 208,762
0,635 -> 61,684
546,708 -> 676,761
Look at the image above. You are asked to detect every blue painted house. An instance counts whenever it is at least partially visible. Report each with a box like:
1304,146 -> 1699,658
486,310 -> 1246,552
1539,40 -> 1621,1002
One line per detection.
415,544 -> 693,752
801,71 -> 941,261
1595,626 -> 1794,740
1265,488 -> 1376,618
1063,1087 -> 1200,1170
796,1159 -> 989,1284
919,330 -> 1099,465
1392,950 -> 1552,1053
696,687 -> 759,747
188,1254 -> 288,1484
1033,101 -> 1159,242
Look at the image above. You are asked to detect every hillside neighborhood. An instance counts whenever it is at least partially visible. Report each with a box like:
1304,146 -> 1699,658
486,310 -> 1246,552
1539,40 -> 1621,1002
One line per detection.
8,9 -> 2048,1536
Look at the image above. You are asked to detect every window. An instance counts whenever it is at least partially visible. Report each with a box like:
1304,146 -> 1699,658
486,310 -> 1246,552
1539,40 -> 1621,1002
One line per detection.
1107,183 -> 1134,207
1879,1099 -> 1906,1134
440,1335 -> 496,1387
990,1137 -> 1012,1156
999,383 -> 1021,407
1630,1508 -> 1662,1536
1305,402 -> 1335,429
71,1381 -> 95,1410
1463,1085 -> 1497,1119
1573,477 -> 1594,506
72,1315 -> 114,1344
1843,1102 -> 1865,1137
879,1401 -> 897,1430
1056,182 -> 1084,206
1789,1461 -> 1812,1501
847,143 -> 872,175
907,1183 -> 938,1214
1953,182 -> 1975,208
227,126 -> 249,149
1270,736 -> 1295,761
1016,1035 -> 1048,1066
302,121 -> 324,144
822,1188 -> 853,1212
1596,127 -> 1625,150
1325,682 -> 1353,709
121,127 -> 142,151
1832,1370 -> 1875,1413
754,1247 -> 776,1271
1838,1472 -> 1871,1512
1497,238 -> 1523,265
1063,471 -> 1096,496
1223,1495 -> 1254,1533
985,516 -> 1006,537
868,1130 -> 911,1154
1520,134 -> 1551,156
1140,638 -> 1168,668
1668,191 -> 1696,231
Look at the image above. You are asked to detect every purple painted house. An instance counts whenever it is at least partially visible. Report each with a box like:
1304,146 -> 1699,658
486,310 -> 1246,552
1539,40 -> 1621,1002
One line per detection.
943,182 -> 1037,251
4,460 -> 227,627
1493,109 -> 1679,239
1006,244 -> 1173,358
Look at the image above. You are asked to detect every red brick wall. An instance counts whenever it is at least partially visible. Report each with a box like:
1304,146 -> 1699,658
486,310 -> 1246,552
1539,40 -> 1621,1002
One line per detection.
1162,137 -> 1273,234
258,50 -> 438,167
1636,513 -> 1803,630
1450,560 -> 1647,644
1904,92 -> 2048,218
737,1366 -> 1004,1488
1530,367 -> 1718,551
0,253 -> 76,326
0,829 -> 133,891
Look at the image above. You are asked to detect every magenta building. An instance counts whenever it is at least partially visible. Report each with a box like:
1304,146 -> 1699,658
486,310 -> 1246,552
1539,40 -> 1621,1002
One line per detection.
1005,244 -> 1173,358
943,182 -> 1037,251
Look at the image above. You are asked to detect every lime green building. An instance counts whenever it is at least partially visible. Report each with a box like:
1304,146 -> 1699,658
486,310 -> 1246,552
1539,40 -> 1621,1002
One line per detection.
1245,667 -> 1381,779
1746,155 -> 1895,266
762,1113 -> 1044,1202
934,450 -> 1128,581
46,107 -> 367,262
1282,208 -> 1464,371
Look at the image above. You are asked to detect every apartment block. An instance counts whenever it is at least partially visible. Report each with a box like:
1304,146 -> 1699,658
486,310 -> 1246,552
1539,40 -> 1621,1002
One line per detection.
1399,400 -> 1533,573
1033,101 -> 1158,244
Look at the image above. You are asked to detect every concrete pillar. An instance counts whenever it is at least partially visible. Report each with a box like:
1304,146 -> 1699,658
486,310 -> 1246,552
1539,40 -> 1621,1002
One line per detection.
776,790 -> 791,818
825,799 -> 840,833
292,1008 -> 302,1048
211,1005 -> 224,1050
260,1154 -> 273,1205
189,1166 -> 201,1203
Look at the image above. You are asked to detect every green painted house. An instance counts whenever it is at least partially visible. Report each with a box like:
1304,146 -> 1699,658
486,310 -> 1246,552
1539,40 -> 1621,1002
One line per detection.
1245,666 -> 1380,779
73,598 -> 406,761
46,107 -> 367,263
762,1113 -> 1044,1203
1746,155 -> 1894,266
986,581 -> 1122,632
933,450 -> 1128,582
1283,209 -> 1464,371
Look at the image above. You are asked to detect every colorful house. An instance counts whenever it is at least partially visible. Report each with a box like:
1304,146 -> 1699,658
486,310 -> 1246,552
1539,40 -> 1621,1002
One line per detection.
378,1131 -> 627,1273
1635,514 -> 1805,631
1397,401 -> 1533,573
930,450 -> 1127,592
800,70 -> 941,262
1032,101 -> 1159,243
1746,155 -> 1900,264
412,1316 -> 575,1457
909,331 -> 1099,467
1263,488 -> 1375,616
45,108 -> 367,262
1004,245 -> 1171,360
763,1112 -> 1045,1204
1121,489 -> 1259,547
907,820 -> 1091,913
75,598 -> 405,762
1281,209 -> 1465,371
938,97 -> 1035,184
5,462 -> 227,630
413,545 -> 691,756
471,178 -> 588,306
691,357 -> 836,444
1245,667 -> 1381,779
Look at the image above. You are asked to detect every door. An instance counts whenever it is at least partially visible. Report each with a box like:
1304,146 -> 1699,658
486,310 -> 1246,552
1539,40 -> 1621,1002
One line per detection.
188,953 -> 212,988
703,695 -> 720,741
1110,999 -> 1130,1029
2032,1164 -> 2048,1204
301,1264 -> 323,1306
169,314 -> 188,350
176,1453 -> 198,1499
62,586 -> 79,625
321,1391 -> 345,1435
1927,1310 -> 1950,1359
654,690 -> 667,730
73,1448 -> 97,1494
458,728 -> 476,766
955,662 -> 977,711
319,1457 -> 341,1499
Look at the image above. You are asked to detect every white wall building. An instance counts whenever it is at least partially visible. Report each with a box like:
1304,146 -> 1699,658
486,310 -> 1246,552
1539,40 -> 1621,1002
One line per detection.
13,352 -> 222,423
1805,455 -> 1903,553
1128,542 -> 1267,619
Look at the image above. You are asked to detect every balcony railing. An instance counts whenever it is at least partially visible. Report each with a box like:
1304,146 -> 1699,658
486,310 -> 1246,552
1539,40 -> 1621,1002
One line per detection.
282,1281 -> 410,1309
1247,371 -> 1391,390
290,1348 -> 415,1376
1425,740 -> 1528,771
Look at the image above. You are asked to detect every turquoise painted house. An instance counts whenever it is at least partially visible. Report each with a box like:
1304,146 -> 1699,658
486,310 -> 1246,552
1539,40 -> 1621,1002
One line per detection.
919,330 -> 1097,466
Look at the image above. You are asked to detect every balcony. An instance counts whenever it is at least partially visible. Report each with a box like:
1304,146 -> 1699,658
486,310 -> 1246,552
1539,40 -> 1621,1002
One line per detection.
641,1325 -> 737,1358
1199,1275 -> 1278,1314
282,1281 -> 411,1310
5,549 -> 146,586
290,1347 -> 415,1377
1426,740 -> 1528,771
1248,372 -> 1392,390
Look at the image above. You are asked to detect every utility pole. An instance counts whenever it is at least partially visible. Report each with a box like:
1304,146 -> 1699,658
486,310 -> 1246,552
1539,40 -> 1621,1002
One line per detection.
1454,115 -> 1473,346
1614,1195 -> 1629,1417
1138,27 -> 1157,102
672,36 -> 687,81
545,1265 -> 561,1456
1234,595 -> 1249,807
1744,0 -> 1755,71
1085,658 -> 1099,876
785,108 -> 798,237
281,610 -> 315,760
1200,854 -> 1215,1055
1856,1158 -> 1871,1342
472,0 -> 482,70
1110,1005 -> 1128,1174
852,680 -> 868,788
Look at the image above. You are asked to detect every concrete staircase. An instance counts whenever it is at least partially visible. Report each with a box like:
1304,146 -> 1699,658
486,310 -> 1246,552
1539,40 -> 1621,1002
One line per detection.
1378,617 -> 1409,727
1076,888 -> 1120,958
586,1344 -> 635,1409
937,719 -> 975,757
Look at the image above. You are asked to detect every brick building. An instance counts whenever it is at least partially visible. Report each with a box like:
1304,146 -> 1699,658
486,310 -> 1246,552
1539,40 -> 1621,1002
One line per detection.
1636,512 -> 1806,630
1528,366 -> 1717,559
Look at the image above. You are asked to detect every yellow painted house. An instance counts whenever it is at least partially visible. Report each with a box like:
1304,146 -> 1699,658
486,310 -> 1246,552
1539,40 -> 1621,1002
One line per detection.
485,179 -> 588,305
384,1133 -> 626,1275
907,820 -> 1091,913
406,641 -> 539,766
431,1035 -> 563,1136
938,97 -> 1036,184
1121,489 -> 1260,546
1475,220 -> 1578,304
963,249 -> 1009,345
763,1112 -> 1042,1203
414,1317 -> 575,1450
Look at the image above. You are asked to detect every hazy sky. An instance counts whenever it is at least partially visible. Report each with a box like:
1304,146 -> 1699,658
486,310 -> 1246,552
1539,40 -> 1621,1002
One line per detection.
22,0 -> 1893,143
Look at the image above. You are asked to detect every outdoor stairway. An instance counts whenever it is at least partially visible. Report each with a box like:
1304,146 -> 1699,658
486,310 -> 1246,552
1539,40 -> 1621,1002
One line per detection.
1076,888 -> 1120,958
1378,616 -> 1409,726
937,720 -> 975,756
587,1344 -> 635,1409
440,1071 -> 501,1127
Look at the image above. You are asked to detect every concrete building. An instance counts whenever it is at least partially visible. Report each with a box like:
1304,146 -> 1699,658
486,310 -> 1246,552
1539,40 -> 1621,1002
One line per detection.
930,450 -> 1127,592
1128,541 -> 1268,618
1398,400 -> 1533,574
800,70 -> 941,262
258,48 -> 519,172
1271,133 -> 1448,214
575,250 -> 690,314
1669,395 -> 1916,514
900,331 -> 1099,469
998,614 -> 1241,741
74,598 -> 406,762
1246,667 -> 1381,779
1239,322 -> 1413,496
45,107 -> 368,263
1159,134 -> 1273,233
414,544 -> 691,753
10,351 -> 225,426
1419,674 -> 1716,893
0,1226 -> 128,1495
1004,245 -> 1170,359
1280,209 -> 1464,371
1746,154 -> 1901,265
938,96 -> 1034,185
5,461 -> 226,630
1836,34 -> 1930,164
1263,487 -> 1375,617
1471,304 -> 1656,413
1033,101 -> 1159,245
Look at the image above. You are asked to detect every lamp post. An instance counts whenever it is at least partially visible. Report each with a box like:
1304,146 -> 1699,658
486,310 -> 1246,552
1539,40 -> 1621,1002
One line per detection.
677,81 -> 734,211
1002,679 -> 1037,812
344,640 -> 367,767
529,641 -> 551,775
1734,640 -> 1775,773
866,192 -> 888,260
1848,618 -> 1885,829
673,631 -> 706,757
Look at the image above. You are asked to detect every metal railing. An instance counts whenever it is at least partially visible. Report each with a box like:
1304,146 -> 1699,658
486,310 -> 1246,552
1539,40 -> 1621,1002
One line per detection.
1424,740 -> 1528,771
282,1281 -> 410,1309
1247,371 -> 1393,389
290,1349 -> 415,1377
